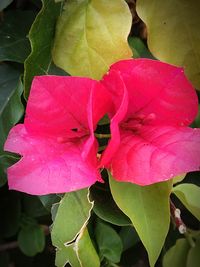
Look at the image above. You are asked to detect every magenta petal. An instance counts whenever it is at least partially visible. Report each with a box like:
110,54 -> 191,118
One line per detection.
106,59 -> 198,127
25,76 -> 110,139
4,125 -> 102,195
110,126 -> 200,185
100,70 -> 128,167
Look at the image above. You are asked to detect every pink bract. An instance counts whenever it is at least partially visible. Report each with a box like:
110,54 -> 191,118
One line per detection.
101,59 -> 200,185
4,76 -> 111,195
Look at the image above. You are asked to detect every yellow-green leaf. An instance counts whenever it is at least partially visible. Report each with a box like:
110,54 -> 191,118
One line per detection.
136,0 -> 200,89
173,183 -> 200,221
52,0 -> 132,79
76,227 -> 100,267
109,173 -> 172,267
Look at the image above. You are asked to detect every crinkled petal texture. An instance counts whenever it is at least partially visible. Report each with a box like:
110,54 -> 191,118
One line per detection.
101,59 -> 200,185
4,76 -> 111,195
111,126 -> 200,185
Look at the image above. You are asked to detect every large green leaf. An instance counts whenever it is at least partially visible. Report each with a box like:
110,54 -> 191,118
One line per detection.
0,11 -> 36,63
173,184 -> 200,221
51,189 -> 95,266
55,244 -> 81,267
0,64 -> 23,152
95,220 -> 123,263
52,0 -> 132,79
163,238 -> 190,267
24,0 -> 62,98
76,227 -> 100,267
136,0 -> 200,89
109,174 -> 172,267
55,227 -> 100,267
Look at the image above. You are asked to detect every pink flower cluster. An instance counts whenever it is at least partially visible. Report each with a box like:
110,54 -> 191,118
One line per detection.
4,59 -> 200,195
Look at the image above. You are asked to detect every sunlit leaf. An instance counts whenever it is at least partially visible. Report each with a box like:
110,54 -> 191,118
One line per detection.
95,220 -> 123,263
51,189 -> 94,266
163,238 -> 190,267
109,173 -> 172,267
76,227 -> 100,267
24,0 -> 62,98
52,0 -> 132,79
173,183 -> 200,221
173,174 -> 186,185
136,0 -> 200,89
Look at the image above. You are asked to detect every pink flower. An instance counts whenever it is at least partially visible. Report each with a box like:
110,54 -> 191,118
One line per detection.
4,76 -> 111,195
101,59 -> 200,185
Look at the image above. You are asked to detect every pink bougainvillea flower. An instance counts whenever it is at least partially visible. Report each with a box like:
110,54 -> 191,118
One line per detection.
4,76 -> 111,195
101,59 -> 200,185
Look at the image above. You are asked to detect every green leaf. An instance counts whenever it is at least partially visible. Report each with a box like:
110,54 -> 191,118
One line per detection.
0,11 -> 36,63
39,194 -> 61,211
95,220 -> 123,263
18,224 -> 45,257
109,173 -> 172,267
76,227 -> 100,267
0,153 -> 19,187
55,227 -> 100,267
0,0 -> 13,11
0,64 -> 23,152
187,240 -> 200,267
51,188 -> 95,266
163,238 -> 190,267
136,0 -> 200,89
119,226 -> 139,251
52,0 -> 132,79
24,0 -> 61,98
173,174 -> 186,185
55,244 -> 81,267
90,185 -> 131,226
22,195 -> 49,218
173,184 -> 200,221
128,36 -> 154,59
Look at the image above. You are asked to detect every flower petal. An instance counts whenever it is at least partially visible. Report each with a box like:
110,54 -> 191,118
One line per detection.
4,124 -> 102,195
103,59 -> 198,127
100,70 -> 128,167
25,76 -> 111,139
110,126 -> 200,185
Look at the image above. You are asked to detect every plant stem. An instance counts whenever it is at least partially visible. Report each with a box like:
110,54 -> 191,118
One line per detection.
170,199 -> 195,247
94,133 -> 111,139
